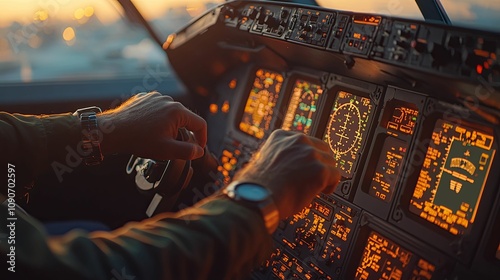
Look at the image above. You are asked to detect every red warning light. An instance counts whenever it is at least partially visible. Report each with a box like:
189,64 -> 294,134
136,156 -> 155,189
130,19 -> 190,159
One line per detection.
476,64 -> 483,74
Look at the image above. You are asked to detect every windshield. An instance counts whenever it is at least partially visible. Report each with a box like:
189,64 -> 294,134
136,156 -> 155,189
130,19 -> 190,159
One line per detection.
317,0 -> 424,20
318,0 -> 500,32
131,0 -> 225,43
441,0 -> 500,32
0,0 -> 220,84
1,0 -> 497,84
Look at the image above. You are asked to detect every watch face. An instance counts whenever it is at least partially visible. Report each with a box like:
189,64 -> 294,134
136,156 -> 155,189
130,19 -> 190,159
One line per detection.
236,184 -> 270,202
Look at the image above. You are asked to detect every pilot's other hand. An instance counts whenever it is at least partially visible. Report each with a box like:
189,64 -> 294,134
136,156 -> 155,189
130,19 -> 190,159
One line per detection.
234,129 -> 341,220
98,92 -> 207,160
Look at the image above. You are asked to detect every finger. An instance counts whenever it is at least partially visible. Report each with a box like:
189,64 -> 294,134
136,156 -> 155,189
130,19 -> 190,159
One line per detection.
322,166 -> 341,194
316,148 -> 337,167
135,92 -> 148,97
323,183 -> 337,194
161,139 -> 205,160
328,165 -> 342,187
316,150 -> 341,188
161,94 -> 174,101
308,136 -> 333,155
180,110 -> 207,148
146,91 -> 162,97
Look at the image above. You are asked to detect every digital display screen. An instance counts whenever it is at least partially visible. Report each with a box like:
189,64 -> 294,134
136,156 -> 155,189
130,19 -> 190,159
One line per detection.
410,119 -> 496,236
239,69 -> 284,139
370,137 -> 408,202
282,79 -> 324,135
355,231 -> 435,280
323,91 -> 373,178
386,105 -> 418,136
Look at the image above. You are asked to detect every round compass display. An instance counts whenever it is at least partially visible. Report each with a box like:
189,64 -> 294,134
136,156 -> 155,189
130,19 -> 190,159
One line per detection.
323,91 -> 373,178
326,102 -> 362,156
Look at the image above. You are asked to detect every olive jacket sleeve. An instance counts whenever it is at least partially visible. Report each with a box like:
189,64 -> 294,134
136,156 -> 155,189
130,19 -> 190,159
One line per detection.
0,112 -> 81,197
0,112 -> 273,279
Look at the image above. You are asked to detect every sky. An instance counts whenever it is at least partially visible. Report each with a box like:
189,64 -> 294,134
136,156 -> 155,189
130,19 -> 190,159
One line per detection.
0,0 -> 221,27
1,0 -> 499,31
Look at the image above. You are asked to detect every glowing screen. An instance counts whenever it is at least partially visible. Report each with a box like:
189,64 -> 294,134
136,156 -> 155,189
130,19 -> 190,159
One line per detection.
370,137 -> 408,202
410,119 -> 496,236
323,91 -> 373,178
239,69 -> 284,139
386,105 -> 418,136
355,231 -> 435,280
282,79 -> 324,135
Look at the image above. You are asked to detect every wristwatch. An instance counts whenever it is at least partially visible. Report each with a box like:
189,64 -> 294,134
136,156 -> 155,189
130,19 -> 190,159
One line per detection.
73,106 -> 104,166
223,181 -> 280,234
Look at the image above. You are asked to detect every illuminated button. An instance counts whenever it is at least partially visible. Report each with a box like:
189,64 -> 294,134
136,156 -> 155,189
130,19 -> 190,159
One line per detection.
223,162 -> 232,171
221,101 -> 230,113
209,103 -> 218,114
228,79 -> 237,89
477,64 -> 483,74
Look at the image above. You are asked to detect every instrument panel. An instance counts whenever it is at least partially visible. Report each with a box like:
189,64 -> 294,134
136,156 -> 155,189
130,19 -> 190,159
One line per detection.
203,66 -> 498,279
164,1 -> 500,279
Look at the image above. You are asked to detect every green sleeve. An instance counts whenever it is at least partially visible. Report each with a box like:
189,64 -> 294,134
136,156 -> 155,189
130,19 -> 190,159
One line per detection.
0,112 -> 81,195
1,195 -> 273,280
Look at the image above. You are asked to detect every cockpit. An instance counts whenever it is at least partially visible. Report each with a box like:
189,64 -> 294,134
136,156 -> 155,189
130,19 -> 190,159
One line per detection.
1,1 -> 499,279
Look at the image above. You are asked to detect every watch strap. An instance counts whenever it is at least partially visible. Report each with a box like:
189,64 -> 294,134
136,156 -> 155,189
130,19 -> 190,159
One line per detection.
73,106 -> 104,165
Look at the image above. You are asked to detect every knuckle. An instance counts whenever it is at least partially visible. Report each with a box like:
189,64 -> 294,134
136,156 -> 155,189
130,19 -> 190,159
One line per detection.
162,94 -> 174,101
171,101 -> 185,111
269,129 -> 287,140
289,133 -> 308,145
148,91 -> 162,96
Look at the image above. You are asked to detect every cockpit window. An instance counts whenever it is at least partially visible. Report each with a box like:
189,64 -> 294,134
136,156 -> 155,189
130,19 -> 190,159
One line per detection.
318,0 -> 500,32
0,0 -> 218,84
131,0 -> 225,42
440,0 -> 500,32
316,0 -> 424,20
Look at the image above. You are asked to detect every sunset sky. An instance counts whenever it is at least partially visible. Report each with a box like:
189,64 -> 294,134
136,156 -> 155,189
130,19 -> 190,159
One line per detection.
0,0 -> 222,27
1,0 -> 499,31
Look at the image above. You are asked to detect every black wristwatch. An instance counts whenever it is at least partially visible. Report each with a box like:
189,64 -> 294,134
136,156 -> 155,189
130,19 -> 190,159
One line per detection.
73,106 -> 104,166
223,181 -> 280,234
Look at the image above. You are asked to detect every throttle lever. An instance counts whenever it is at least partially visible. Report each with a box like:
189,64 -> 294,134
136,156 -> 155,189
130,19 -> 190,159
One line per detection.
126,128 -> 195,217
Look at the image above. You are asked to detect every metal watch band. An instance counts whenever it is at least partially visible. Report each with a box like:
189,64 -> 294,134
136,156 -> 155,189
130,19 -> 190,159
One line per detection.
223,181 -> 280,234
73,106 -> 104,166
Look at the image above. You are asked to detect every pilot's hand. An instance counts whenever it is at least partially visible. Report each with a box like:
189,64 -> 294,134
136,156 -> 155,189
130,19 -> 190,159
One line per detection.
234,129 -> 341,219
98,92 -> 207,160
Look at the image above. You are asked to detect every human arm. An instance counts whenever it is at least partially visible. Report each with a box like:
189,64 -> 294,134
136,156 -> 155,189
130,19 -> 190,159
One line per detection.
0,112 -> 81,196
0,92 -> 207,196
1,129 -> 340,279
1,194 -> 273,280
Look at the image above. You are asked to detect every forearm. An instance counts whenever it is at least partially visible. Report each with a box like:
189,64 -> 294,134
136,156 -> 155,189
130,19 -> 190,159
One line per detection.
0,112 -> 81,188
3,196 -> 273,280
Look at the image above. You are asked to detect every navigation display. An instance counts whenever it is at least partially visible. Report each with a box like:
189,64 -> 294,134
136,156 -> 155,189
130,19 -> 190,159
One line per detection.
355,231 -> 435,279
282,79 -> 324,135
386,105 -> 418,136
323,91 -> 373,178
369,137 -> 408,202
409,119 -> 496,236
239,69 -> 284,139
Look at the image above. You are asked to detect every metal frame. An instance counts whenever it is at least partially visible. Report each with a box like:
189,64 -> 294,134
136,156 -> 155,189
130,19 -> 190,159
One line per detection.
415,0 -> 451,24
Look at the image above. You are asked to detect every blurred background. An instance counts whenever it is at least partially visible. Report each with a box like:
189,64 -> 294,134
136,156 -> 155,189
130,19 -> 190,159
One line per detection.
0,0 -> 498,84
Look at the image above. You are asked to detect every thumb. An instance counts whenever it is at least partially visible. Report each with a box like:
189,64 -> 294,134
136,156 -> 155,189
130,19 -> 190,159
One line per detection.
161,139 -> 205,160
